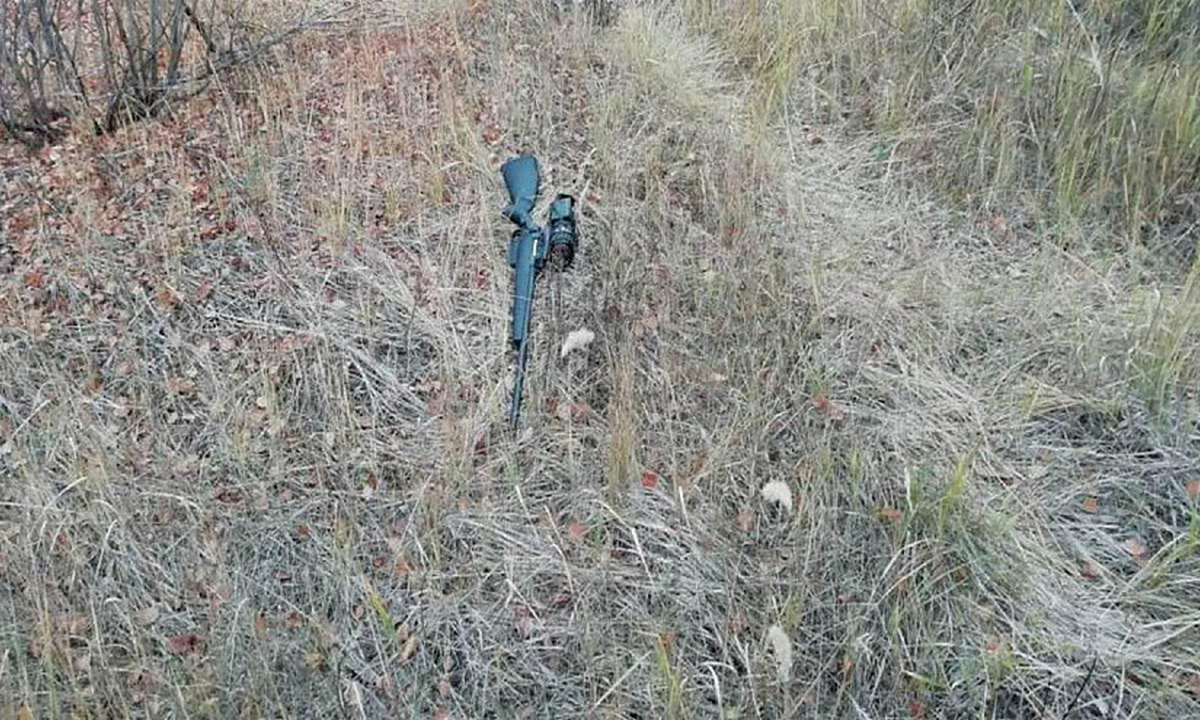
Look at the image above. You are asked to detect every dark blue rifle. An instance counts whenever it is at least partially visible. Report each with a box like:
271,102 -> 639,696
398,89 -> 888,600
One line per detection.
500,155 -> 578,428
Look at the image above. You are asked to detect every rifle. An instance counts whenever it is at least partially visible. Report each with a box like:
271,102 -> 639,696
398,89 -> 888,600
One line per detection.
500,154 -> 578,428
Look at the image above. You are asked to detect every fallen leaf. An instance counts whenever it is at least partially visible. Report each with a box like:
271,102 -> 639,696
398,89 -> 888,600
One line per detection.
136,606 -> 161,626
400,634 -> 419,663
1125,537 -> 1147,559
560,328 -> 595,358
1187,672 -> 1200,696
737,508 -> 753,532
876,506 -> 903,524
194,280 -> 213,302
766,624 -> 792,682
253,614 -> 267,634
641,470 -> 658,490
567,521 -> 587,543
807,132 -> 824,145
760,481 -> 793,514
283,611 -> 304,630
156,285 -> 179,310
166,634 -> 204,655
1080,561 -> 1100,580
482,125 -> 500,145
569,401 -> 589,422
17,704 -> 33,720
1187,480 -> 1200,500
909,699 -> 927,720
1081,497 -> 1098,513
513,606 -> 532,638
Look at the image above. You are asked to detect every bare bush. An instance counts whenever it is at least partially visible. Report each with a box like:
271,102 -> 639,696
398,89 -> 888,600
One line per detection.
0,0 -> 265,146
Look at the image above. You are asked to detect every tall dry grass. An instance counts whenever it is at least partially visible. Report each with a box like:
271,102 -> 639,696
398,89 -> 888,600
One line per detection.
2,0 -> 1199,718
686,0 -> 1200,255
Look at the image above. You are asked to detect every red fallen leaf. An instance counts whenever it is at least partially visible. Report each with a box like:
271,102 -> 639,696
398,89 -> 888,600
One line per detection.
283,611 -> 304,630
545,396 -> 559,416
156,285 -> 179,310
475,266 -> 489,289
1080,561 -> 1100,580
24,269 -> 44,289
813,392 -> 846,421
1125,537 -> 1147,559
253,614 -> 267,634
223,218 -> 237,233
1187,480 -> 1200,500
569,402 -> 589,422
909,699 -> 927,719
195,280 -> 213,302
482,125 -> 500,145
807,132 -> 824,145
566,521 -> 587,543
296,523 -> 310,539
1081,497 -> 1098,513
166,634 -> 204,655
641,471 -> 658,490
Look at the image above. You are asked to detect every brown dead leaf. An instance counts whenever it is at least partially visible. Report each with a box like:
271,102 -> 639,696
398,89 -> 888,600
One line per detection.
155,285 -> 179,310
400,634 -> 419,663
17,704 -> 33,720
812,392 -> 845,421
1081,497 -> 1098,513
166,634 -> 204,655
737,508 -> 753,532
513,606 -> 532,638
194,280 -> 213,302
253,614 -> 267,635
569,401 -> 589,422
1125,537 -> 1148,559
876,507 -> 903,525
283,611 -> 304,630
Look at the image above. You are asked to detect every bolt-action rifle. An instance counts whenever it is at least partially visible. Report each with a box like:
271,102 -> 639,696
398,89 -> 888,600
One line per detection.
500,154 -> 578,428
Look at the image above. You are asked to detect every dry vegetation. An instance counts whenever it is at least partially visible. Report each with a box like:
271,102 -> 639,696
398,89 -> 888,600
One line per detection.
2,0 -> 1199,718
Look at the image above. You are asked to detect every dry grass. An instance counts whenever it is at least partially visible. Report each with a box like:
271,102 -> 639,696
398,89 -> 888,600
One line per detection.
2,0 -> 1199,718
